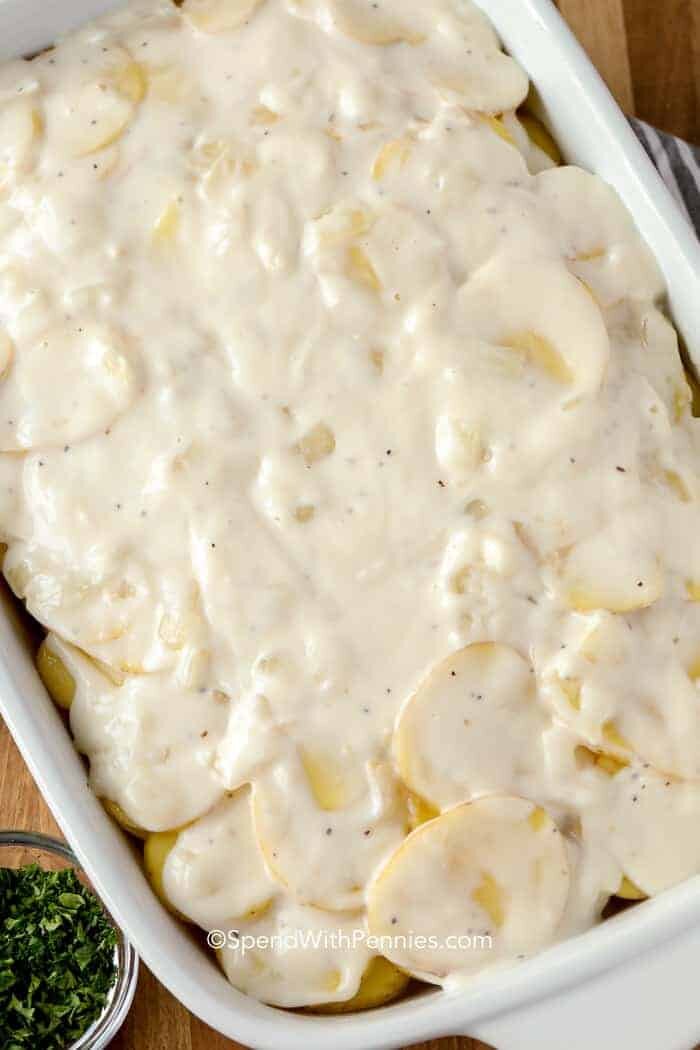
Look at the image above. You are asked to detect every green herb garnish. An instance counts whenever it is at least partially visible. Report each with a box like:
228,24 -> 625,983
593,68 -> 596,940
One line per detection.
0,864 -> 118,1049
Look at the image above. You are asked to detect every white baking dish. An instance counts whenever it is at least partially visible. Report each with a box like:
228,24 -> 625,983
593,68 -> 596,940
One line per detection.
1,1 -> 700,1047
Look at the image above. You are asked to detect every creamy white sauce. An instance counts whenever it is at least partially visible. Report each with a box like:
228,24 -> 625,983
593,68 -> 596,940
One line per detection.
1,0 -> 699,1009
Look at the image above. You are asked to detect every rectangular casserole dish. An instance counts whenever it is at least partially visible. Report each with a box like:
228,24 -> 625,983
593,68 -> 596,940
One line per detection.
1,1 -> 700,1047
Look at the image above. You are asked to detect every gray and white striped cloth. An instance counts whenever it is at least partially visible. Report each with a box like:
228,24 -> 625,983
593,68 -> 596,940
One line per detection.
631,119 -> 700,239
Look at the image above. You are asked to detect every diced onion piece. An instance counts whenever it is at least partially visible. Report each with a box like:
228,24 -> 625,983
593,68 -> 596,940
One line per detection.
346,244 -> 381,292
63,81 -> 135,156
297,422 -> 336,465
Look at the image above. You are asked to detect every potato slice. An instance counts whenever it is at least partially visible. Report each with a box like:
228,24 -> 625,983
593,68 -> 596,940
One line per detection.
296,421 -> 336,465
144,829 -> 189,919
542,611 -> 700,780
0,98 -> 42,182
36,639 -> 76,710
328,0 -> 426,45
217,899 -> 372,1007
43,634 -> 227,831
581,762 -> 700,896
102,798 -> 148,840
161,788 -> 277,929
308,956 -> 409,1014
0,321 -> 138,452
535,167 -> 663,306
252,755 -> 406,910
181,0 -> 263,32
457,256 -> 609,397
518,112 -> 561,164
62,81 -> 134,157
616,875 -> 646,901
560,516 -> 663,613
367,797 -> 570,980
432,54 -> 529,115
395,643 -> 549,808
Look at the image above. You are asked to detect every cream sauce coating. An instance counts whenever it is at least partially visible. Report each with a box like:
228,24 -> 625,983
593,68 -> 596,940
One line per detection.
1,0 -> 699,1007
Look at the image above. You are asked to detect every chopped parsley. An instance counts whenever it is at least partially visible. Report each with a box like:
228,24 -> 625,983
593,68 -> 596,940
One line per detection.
0,864 -> 118,1049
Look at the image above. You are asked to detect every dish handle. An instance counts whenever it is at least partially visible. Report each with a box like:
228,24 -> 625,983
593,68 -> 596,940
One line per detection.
463,922 -> 700,1050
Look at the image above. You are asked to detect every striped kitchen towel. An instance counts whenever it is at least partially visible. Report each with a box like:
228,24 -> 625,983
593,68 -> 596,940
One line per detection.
631,118 -> 700,238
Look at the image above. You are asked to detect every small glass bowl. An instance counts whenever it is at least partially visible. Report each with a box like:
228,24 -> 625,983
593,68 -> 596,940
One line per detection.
0,829 -> 139,1049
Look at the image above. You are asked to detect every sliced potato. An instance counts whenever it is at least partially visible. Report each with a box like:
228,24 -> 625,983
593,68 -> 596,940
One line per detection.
102,798 -> 148,840
367,796 -> 570,980
307,956 -> 410,1014
217,899 -> 372,1007
300,747 -> 365,810
561,519 -> 663,613
616,875 -> 646,901
395,643 -> 549,809
543,622 -> 700,780
36,639 -> 76,710
581,763 -> 700,896
535,167 -> 663,306
161,788 -> 277,929
0,321 -> 138,452
144,829 -> 189,919
431,52 -> 528,115
63,82 -> 133,157
181,0 -> 263,32
518,112 -> 561,164
252,756 -> 406,910
328,0 -> 426,45
40,634 -> 228,831
0,98 -> 43,180
457,256 -> 609,398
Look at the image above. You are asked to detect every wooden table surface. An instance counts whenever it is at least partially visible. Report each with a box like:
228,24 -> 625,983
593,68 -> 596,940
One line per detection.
1,2 -> 698,1049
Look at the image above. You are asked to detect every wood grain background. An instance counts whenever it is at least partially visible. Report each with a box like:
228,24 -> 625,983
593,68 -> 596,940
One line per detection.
1,1 -> 698,1048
